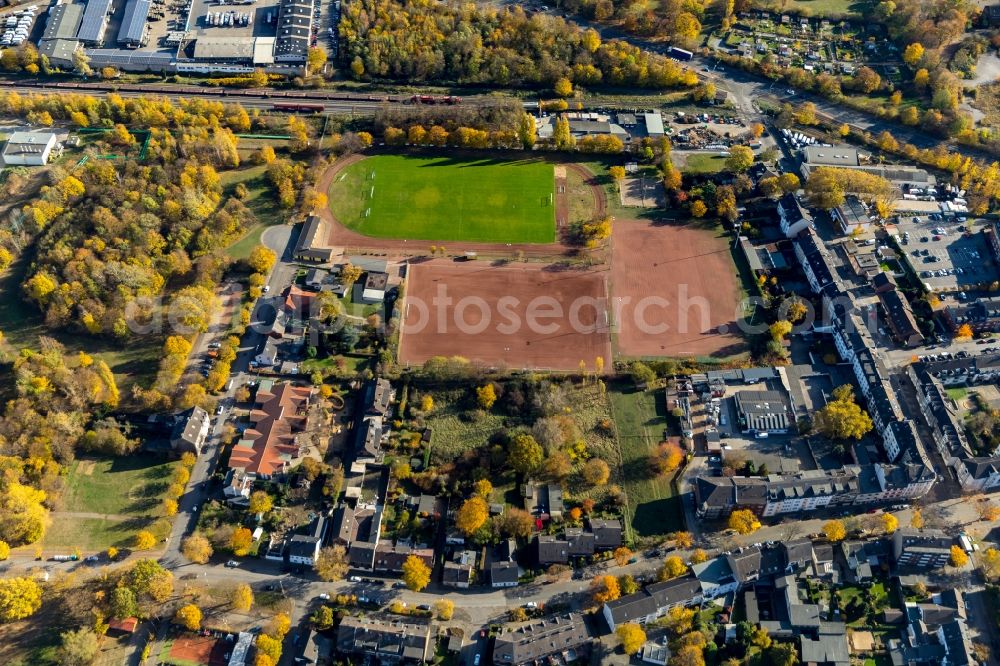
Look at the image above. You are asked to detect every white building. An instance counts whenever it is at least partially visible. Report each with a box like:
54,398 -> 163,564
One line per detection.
2,131 -> 57,166
778,193 -> 813,238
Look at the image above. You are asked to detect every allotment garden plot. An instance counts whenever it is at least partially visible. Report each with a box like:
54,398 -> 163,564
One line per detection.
328,155 -> 556,244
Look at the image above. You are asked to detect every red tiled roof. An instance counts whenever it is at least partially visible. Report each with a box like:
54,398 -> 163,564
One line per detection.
285,285 -> 316,316
108,617 -> 139,633
229,383 -> 313,476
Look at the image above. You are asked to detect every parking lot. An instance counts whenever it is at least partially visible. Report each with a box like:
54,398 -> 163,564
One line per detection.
186,0 -> 280,38
895,218 -> 999,293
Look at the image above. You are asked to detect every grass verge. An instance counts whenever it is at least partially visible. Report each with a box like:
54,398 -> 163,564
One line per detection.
608,383 -> 685,538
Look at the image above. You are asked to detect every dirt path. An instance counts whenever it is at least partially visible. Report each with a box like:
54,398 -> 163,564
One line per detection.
316,154 -> 608,260
565,162 -> 607,219
51,511 -> 133,521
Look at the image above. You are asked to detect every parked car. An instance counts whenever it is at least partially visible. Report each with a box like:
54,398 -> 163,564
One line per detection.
225,560 -> 239,568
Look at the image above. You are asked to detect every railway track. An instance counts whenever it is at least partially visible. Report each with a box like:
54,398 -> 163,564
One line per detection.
3,79 -> 512,111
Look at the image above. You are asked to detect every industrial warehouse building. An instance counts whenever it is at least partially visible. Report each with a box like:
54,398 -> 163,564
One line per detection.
2,132 -> 58,166
38,0 -> 316,72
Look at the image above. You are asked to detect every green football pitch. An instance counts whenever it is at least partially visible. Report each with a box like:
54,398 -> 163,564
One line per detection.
328,155 -> 556,243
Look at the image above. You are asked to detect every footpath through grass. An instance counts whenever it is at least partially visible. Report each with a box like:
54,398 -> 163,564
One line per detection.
608,383 -> 685,538
329,154 -> 556,243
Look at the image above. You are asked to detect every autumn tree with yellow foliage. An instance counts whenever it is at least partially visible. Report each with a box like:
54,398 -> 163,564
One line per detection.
617,623 -> 646,654
591,575 -> 621,603
728,509 -> 761,535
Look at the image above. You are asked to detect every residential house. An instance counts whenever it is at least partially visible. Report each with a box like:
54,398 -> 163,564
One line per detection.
352,378 -> 395,463
565,527 -> 596,558
304,268 -> 328,291
228,381 -> 314,479
800,634 -> 851,666
490,539 -> 520,588
887,590 -> 974,666
288,516 -> 327,567
523,482 -> 564,521
491,560 -> 520,588
694,462 -> 932,520
602,574 -> 704,631
906,362 -> 1000,491
871,272 -> 897,295
878,288 -> 923,347
753,574 -> 847,646
939,297 -> 1000,335
373,540 -> 433,573
836,540 -> 882,583
493,614 -> 592,666
169,406 -> 210,455
443,550 -> 477,588
296,628 -> 332,665
692,556 -> 740,600
536,518 -> 623,565
535,535 -> 570,566
254,338 -> 279,367
589,518 -> 624,550
284,284 -> 316,318
778,193 -> 813,238
794,228 -> 837,294
694,475 -> 768,518
335,616 -> 433,664
223,469 -> 253,500
892,528 -> 953,570
263,309 -> 288,339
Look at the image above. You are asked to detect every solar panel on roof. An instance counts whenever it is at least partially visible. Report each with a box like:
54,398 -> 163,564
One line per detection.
117,0 -> 151,45
77,0 -> 112,43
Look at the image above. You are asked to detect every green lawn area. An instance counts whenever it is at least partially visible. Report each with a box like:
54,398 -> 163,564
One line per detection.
41,455 -> 180,550
778,0 -> 863,16
339,285 -> 380,318
62,455 -> 180,516
608,383 -> 684,538
681,153 -> 727,175
946,387 -> 968,401
329,155 -> 556,243
222,164 -> 287,260
301,354 -> 372,377
43,514 -> 172,551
